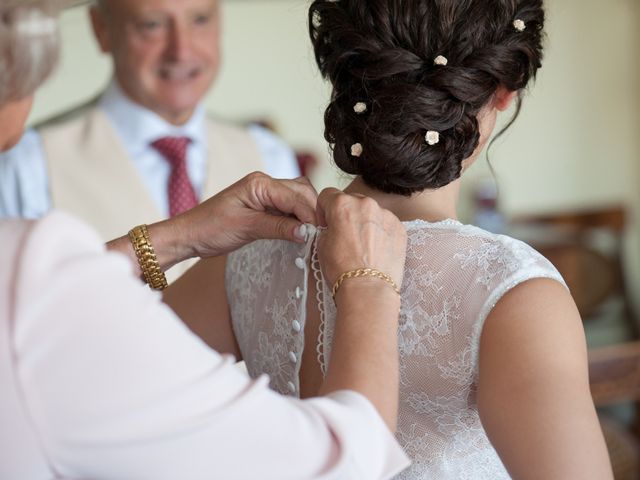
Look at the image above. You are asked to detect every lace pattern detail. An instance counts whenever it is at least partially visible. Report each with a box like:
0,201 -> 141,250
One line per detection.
310,236 -> 328,376
226,234 -> 314,395
226,221 -> 565,479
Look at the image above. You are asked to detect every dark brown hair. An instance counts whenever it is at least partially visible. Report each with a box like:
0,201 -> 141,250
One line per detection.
309,0 -> 545,195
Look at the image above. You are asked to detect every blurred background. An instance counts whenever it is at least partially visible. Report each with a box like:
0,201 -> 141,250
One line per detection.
29,0 -> 640,475
32,0 -> 640,320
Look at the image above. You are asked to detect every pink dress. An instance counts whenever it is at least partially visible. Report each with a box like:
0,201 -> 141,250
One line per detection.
0,212 -> 408,479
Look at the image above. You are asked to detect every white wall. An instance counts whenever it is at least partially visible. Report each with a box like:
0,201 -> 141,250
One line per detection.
30,0 -> 640,305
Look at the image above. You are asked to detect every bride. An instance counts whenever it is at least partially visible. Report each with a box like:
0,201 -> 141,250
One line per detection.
168,0 -> 612,478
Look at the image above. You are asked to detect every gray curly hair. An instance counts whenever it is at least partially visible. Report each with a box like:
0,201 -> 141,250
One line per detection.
0,0 -> 62,105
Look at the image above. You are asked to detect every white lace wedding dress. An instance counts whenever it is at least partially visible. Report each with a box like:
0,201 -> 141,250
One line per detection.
226,219 -> 565,479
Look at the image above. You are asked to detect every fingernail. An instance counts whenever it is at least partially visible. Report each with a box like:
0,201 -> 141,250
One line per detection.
294,224 -> 307,242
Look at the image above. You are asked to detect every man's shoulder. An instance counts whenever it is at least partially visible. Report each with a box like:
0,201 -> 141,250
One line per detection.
203,116 -> 293,154
34,96 -> 101,132
204,115 -> 253,137
203,117 -> 299,178
203,116 -> 263,152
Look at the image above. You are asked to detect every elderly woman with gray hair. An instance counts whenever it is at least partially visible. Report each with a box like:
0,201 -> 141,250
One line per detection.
0,1 -> 411,478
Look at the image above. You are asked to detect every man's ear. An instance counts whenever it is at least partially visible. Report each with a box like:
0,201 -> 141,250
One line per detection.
89,6 -> 111,54
494,87 -> 518,112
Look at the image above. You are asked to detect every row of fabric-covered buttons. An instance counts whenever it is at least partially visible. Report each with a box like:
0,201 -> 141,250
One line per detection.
287,224 -> 318,395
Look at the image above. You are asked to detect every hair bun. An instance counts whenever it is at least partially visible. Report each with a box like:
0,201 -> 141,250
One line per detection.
310,0 -> 544,195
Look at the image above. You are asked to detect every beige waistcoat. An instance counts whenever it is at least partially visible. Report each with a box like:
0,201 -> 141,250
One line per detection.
39,103 -> 264,282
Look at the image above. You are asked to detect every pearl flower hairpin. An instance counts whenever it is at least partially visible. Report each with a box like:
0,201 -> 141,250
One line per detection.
434,55 -> 448,66
351,143 -> 363,157
513,19 -> 526,32
425,131 -> 440,146
353,102 -> 368,114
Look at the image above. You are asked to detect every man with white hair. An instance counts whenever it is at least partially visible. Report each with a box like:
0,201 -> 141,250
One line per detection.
0,0 -> 300,280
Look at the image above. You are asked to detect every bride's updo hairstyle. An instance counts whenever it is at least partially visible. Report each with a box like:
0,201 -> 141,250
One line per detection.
309,0 -> 545,195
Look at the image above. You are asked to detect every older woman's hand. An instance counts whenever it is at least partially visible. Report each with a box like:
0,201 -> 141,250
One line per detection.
107,173 -> 318,274
314,188 -> 407,431
173,172 -> 318,259
315,188 -> 407,299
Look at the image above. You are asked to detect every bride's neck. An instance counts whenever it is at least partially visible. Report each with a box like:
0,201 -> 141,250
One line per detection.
344,176 -> 460,223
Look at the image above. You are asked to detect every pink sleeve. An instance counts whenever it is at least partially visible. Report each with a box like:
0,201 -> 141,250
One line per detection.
11,212 -> 409,479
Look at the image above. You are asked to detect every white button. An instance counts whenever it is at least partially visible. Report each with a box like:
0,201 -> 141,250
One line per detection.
295,286 -> 303,299
297,224 -> 308,240
295,257 -> 305,269
288,351 -> 297,363
292,320 -> 301,332
287,381 -> 296,393
306,224 -> 317,237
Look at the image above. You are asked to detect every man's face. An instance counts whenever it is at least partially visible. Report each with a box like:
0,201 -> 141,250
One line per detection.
92,0 -> 221,125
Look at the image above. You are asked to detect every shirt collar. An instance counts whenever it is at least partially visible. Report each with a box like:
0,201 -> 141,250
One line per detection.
99,79 -> 207,154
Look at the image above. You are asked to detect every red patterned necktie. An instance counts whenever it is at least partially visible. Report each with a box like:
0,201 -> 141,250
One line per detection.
151,136 -> 199,218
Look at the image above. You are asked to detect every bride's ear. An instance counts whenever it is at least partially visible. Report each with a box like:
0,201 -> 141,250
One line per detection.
494,87 -> 518,112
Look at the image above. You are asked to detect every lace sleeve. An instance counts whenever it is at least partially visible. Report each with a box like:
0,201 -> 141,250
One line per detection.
468,236 -> 567,375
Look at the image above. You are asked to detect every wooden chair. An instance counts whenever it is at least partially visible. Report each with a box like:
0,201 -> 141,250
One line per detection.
511,205 -> 637,337
511,205 -> 640,479
590,342 -> 640,479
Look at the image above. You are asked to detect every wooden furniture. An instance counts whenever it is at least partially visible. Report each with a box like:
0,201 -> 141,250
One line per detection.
511,205 -> 637,336
590,342 -> 640,407
590,342 -> 640,479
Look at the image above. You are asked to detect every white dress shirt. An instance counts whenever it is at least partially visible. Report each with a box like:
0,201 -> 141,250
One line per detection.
0,81 -> 301,219
0,212 -> 410,479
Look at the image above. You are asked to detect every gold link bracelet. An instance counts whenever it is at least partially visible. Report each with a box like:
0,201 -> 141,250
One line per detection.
128,224 -> 168,291
332,268 -> 401,300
